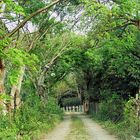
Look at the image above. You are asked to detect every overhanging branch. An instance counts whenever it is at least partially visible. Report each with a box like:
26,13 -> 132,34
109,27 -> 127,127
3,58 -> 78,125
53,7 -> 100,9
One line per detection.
1,0 -> 60,40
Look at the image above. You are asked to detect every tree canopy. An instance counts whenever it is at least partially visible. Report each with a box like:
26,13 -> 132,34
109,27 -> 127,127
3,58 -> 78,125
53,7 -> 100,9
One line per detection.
0,0 -> 140,139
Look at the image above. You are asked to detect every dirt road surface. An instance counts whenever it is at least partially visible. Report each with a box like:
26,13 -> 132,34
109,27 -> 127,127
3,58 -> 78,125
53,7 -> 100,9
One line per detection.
42,113 -> 118,140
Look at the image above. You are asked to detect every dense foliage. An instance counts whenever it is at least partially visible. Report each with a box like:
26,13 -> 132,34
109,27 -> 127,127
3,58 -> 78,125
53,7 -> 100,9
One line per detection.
0,96 -> 63,139
0,0 -> 140,139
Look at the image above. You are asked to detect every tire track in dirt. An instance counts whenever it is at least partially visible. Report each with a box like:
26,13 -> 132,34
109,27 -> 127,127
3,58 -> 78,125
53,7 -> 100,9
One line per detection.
79,115 -> 118,140
41,115 -> 71,140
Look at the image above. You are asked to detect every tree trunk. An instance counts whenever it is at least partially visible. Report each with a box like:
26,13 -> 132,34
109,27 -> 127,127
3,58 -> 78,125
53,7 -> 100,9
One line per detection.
77,86 -> 82,102
10,66 -> 25,111
0,59 -> 6,114
37,69 -> 47,99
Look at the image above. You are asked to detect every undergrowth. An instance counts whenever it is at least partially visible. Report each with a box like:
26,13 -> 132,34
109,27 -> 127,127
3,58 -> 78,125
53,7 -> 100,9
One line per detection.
0,96 -> 63,140
91,96 -> 140,140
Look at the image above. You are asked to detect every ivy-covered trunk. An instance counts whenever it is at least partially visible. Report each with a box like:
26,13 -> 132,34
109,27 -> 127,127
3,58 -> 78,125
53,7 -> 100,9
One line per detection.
10,66 -> 25,111
37,69 -> 47,100
0,59 -> 6,113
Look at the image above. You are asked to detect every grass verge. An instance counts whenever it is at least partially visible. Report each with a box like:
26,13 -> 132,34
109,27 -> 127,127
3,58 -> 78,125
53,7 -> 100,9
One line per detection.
65,115 -> 90,140
91,115 -> 140,140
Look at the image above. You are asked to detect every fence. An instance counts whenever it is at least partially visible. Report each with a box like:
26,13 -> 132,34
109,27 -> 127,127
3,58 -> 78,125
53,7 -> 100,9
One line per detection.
62,105 -> 84,112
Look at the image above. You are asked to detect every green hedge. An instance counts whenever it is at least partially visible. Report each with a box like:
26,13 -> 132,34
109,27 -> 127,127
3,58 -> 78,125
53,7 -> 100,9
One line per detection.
62,97 -> 81,107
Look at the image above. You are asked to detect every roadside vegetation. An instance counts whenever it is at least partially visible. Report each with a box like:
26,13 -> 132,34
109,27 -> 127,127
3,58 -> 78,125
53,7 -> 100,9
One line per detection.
0,0 -> 140,139
92,97 -> 140,140
0,96 -> 63,139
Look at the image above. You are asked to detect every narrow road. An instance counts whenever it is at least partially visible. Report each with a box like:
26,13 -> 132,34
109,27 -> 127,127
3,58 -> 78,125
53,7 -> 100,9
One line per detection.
42,113 -> 118,140
79,115 -> 117,140
41,115 -> 71,140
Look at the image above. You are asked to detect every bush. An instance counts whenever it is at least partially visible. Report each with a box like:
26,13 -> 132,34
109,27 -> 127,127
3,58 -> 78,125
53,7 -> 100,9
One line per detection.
0,95 -> 63,139
0,114 -> 18,140
123,98 -> 140,135
98,94 -> 124,122
93,97 -> 140,140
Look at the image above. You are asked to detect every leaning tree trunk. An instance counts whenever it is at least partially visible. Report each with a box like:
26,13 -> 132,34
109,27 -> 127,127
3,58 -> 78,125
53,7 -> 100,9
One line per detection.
0,59 -> 6,114
10,66 -> 25,112
37,69 -> 47,100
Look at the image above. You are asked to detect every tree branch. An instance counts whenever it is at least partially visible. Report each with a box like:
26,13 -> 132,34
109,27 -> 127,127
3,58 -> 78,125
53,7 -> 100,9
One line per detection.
1,0 -> 60,40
